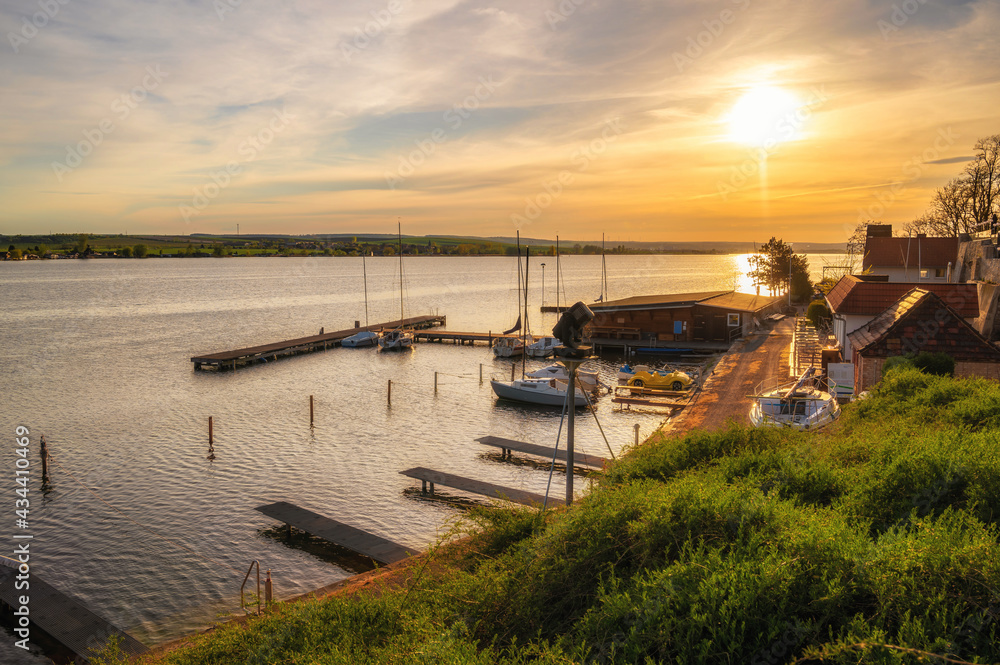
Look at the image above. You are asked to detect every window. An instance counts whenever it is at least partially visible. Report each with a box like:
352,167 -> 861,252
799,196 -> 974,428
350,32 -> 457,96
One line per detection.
934,268 -> 946,278
919,269 -> 929,279
727,313 -> 740,327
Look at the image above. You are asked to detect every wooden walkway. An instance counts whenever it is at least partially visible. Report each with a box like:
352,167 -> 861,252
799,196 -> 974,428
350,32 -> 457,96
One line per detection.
0,560 -> 148,662
476,435 -> 608,469
414,330 -> 517,346
255,502 -> 417,565
400,467 -> 546,506
191,315 -> 446,370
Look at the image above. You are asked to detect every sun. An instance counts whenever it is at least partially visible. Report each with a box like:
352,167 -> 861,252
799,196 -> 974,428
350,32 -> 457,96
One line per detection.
727,86 -> 803,147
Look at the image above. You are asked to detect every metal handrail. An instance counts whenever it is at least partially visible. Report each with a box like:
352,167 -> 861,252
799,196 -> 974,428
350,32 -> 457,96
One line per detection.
240,560 -> 261,616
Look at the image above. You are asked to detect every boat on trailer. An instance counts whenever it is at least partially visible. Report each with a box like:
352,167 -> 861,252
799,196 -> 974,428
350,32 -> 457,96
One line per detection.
749,367 -> 841,431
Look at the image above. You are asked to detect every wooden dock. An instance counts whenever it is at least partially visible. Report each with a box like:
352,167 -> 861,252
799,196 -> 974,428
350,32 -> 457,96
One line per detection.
414,330 -> 517,346
0,559 -> 148,662
191,315 -> 446,370
255,502 -> 418,565
476,435 -> 608,469
400,467 -> 546,506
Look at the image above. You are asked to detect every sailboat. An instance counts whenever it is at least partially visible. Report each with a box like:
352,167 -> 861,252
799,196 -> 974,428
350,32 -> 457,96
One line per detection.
595,233 -> 608,303
342,253 -> 381,348
378,223 -> 414,351
491,247 -> 591,407
494,233 -> 534,358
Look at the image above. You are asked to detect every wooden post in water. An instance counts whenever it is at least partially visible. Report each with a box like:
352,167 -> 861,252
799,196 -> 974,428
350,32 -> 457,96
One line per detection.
39,435 -> 48,481
634,423 -> 640,447
209,416 -> 214,444
310,395 -> 314,426
434,372 -> 438,393
387,379 -> 392,405
510,364 -> 515,381
479,363 -> 483,384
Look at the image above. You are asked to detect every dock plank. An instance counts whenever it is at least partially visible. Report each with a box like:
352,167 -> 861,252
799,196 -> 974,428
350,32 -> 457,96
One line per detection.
400,467 -> 546,506
255,502 -> 417,565
0,562 -> 147,661
476,435 -> 608,469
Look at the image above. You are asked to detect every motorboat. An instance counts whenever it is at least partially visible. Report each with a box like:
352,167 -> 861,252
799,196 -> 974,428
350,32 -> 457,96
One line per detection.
490,377 -> 589,407
342,330 -> 381,348
526,336 -> 558,358
749,368 -> 840,431
526,363 -> 601,393
379,328 -> 413,351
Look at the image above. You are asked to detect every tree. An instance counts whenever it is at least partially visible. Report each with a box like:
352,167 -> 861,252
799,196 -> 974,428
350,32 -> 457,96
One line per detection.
120,246 -> 132,258
747,237 -> 810,299
76,234 -> 89,254
133,244 -> 147,258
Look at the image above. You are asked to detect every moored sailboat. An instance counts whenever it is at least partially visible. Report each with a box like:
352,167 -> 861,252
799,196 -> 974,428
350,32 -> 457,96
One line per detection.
379,222 -> 414,351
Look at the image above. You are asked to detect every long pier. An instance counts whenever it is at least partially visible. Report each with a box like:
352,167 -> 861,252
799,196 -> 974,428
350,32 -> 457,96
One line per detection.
0,559 -> 148,663
255,502 -> 417,565
191,315 -> 446,370
414,330 -> 517,346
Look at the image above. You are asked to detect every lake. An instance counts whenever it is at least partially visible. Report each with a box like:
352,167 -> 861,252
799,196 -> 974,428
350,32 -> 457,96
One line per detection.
0,253 -> 841,662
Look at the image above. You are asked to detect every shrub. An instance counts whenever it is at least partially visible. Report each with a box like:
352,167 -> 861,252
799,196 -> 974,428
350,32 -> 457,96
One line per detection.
912,351 -> 955,377
806,299 -> 831,329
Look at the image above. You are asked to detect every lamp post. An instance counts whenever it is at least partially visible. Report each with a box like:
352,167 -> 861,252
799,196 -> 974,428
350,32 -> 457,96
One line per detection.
541,263 -> 546,308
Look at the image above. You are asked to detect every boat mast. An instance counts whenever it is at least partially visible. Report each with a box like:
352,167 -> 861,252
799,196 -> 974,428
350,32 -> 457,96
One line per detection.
522,245 -> 529,379
556,236 -> 560,313
362,253 -> 370,327
397,219 -> 404,323
602,232 -> 608,302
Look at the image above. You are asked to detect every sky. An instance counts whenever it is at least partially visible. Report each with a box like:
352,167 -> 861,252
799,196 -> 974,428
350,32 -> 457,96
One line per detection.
0,0 -> 997,242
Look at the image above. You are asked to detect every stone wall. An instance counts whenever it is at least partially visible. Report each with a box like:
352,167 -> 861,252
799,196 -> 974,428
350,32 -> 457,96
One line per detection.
958,239 -> 1000,340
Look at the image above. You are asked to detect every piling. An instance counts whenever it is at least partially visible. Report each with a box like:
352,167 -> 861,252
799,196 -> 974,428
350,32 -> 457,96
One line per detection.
387,379 -> 392,406
310,395 -> 314,426
479,363 -> 483,384
434,372 -> 438,393
209,416 -> 214,444
39,435 -> 48,481
510,364 -> 515,381
265,570 -> 273,606
634,423 -> 640,447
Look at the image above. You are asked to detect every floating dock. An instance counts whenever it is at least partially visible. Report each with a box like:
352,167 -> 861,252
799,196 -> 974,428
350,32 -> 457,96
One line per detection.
400,467 -> 546,506
414,330 -> 517,346
476,435 -> 608,469
255,502 -> 417,565
191,315 -> 446,370
0,559 -> 148,663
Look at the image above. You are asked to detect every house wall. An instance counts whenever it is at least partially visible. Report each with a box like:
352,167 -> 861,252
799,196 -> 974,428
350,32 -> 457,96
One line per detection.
867,266 -> 950,282
588,307 -> 695,342
857,355 -> 1000,392
833,313 -> 872,358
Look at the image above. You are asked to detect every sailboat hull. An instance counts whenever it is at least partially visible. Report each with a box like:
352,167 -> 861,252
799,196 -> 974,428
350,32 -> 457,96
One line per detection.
490,379 -> 589,407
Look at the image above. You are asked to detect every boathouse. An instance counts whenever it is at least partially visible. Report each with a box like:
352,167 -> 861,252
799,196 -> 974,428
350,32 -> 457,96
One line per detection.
585,291 -> 784,344
825,275 -> 979,359
847,288 -> 1000,391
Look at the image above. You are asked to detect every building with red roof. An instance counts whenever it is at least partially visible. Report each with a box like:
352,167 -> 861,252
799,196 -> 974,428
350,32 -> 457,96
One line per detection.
862,232 -> 959,282
825,275 -> 979,358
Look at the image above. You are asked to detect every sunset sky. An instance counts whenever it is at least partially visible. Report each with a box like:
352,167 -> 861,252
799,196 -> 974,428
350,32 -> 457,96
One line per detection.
1,0 -> 997,242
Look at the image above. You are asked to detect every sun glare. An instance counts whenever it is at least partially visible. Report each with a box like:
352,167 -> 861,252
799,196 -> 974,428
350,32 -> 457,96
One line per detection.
727,86 -> 803,147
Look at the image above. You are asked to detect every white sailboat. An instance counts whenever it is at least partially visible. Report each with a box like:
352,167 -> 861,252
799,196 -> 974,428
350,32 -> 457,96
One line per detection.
379,222 -> 414,351
342,253 -> 381,348
749,368 -> 841,430
494,232 -> 533,358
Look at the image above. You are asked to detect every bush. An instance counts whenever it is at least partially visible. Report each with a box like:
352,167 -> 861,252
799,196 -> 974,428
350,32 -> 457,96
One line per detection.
806,300 -> 831,329
912,351 -> 955,377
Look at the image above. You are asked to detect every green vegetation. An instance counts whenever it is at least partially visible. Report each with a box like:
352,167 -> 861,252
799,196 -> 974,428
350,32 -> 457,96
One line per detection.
747,237 -> 812,301
130,368 -> 999,664
883,352 -> 957,378
806,299 -> 831,329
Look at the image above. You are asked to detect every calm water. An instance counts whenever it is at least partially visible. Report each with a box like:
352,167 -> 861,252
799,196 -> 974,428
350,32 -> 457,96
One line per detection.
0,254 -> 838,662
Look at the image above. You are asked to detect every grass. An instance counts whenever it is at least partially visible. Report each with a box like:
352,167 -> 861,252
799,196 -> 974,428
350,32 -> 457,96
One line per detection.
130,367 -> 999,664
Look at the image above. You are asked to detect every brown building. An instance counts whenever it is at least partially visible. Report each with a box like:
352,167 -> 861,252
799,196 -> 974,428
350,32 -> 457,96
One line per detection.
847,288 -> 1000,391
585,291 -> 784,344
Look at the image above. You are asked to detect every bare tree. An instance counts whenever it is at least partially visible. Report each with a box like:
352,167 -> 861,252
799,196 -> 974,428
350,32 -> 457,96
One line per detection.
965,134 -> 1000,231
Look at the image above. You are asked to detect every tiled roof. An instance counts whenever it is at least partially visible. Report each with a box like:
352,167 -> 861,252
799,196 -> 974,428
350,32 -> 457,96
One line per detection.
590,291 -> 730,310
826,275 -> 979,317
862,236 -> 959,269
847,288 -> 1000,360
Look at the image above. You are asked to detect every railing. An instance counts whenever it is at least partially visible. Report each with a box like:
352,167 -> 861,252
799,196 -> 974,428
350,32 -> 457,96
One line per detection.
241,560 -> 261,616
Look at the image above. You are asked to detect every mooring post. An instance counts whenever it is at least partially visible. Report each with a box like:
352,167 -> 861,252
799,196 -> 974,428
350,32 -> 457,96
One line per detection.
265,570 -> 273,606
387,379 -> 392,405
479,363 -> 483,384
232,359 -> 236,372
39,435 -> 48,481
310,395 -> 314,426
634,423 -> 640,447
209,416 -> 214,444
510,364 -> 515,381
434,371 -> 438,393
